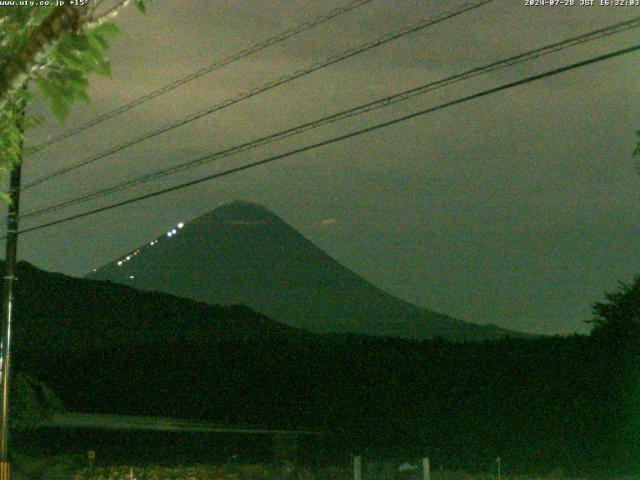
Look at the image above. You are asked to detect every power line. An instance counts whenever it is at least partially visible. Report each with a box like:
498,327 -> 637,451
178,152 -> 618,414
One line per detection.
13,43 -> 640,237
19,16 -> 640,221
22,0 -> 495,191
32,0 -> 377,152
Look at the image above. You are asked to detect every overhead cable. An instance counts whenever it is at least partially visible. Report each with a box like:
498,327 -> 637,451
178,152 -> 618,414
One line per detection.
13,43 -> 640,237
32,0 -> 378,151
22,0 -> 495,191
20,16 -> 640,220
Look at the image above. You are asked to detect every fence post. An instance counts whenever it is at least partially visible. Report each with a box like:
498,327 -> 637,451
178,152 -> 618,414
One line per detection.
353,455 -> 362,480
422,457 -> 430,480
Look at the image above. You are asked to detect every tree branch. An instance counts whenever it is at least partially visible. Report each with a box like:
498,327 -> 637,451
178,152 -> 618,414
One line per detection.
0,6 -> 84,112
85,0 -> 131,29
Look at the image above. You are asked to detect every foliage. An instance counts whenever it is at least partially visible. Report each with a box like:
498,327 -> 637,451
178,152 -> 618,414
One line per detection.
0,1 -> 152,198
0,90 -> 30,203
11,371 -> 64,430
35,20 -> 122,120
72,464 -> 281,480
588,275 -> 640,471
13,453 -> 84,479
589,275 -> 640,339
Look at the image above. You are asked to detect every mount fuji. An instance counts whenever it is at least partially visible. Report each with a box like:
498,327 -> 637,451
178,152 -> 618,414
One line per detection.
87,201 -> 522,341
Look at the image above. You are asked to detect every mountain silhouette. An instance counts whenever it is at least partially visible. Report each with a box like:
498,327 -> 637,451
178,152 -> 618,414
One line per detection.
87,200 -> 523,341
7,261 -> 310,357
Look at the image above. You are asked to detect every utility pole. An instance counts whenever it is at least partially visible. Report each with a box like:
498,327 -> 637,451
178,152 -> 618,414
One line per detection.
0,96 -> 25,480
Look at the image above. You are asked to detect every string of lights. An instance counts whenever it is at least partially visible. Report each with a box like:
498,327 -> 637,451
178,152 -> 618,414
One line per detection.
19,15 -> 640,221
31,0 -> 378,152
21,0 -> 495,191
12,43 -> 640,238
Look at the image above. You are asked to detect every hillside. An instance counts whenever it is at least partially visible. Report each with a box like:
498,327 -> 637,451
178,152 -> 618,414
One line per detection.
2,262 -> 636,474
8,261 -> 310,357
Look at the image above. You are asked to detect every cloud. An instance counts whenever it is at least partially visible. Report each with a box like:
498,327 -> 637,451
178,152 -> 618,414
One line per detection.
319,218 -> 337,227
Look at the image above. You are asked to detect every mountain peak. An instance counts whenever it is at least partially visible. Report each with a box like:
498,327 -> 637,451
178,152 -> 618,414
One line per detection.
197,200 -> 277,224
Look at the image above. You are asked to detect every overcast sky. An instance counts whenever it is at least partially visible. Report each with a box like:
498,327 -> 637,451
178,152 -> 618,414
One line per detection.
9,0 -> 640,335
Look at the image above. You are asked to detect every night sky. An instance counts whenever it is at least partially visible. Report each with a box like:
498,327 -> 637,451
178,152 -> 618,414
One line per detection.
8,0 -> 639,335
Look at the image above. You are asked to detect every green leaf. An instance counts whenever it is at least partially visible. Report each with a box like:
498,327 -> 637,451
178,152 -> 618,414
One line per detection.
86,31 -> 109,51
65,75 -> 89,93
57,41 -> 86,69
50,94 -> 70,121
67,34 -> 89,52
134,0 -> 147,13
36,77 -> 54,100
93,58 -> 112,77
91,21 -> 122,37
76,90 -> 91,105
